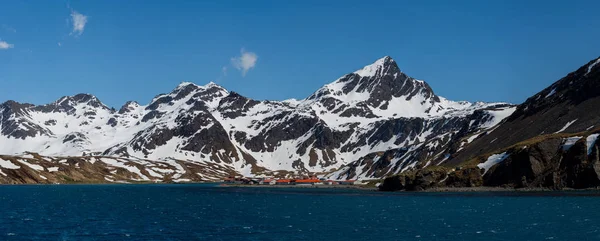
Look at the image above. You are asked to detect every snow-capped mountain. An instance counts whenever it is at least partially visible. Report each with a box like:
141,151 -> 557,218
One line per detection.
0,56 -> 515,183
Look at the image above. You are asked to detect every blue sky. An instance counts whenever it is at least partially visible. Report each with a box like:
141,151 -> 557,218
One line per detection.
1,0 -> 599,108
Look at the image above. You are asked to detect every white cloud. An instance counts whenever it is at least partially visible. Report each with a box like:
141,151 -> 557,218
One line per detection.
70,11 -> 88,36
222,66 -> 228,76
0,41 -> 13,49
231,49 -> 258,76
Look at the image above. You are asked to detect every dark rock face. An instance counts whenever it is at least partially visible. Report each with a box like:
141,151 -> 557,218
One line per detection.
562,141 -> 600,188
130,127 -> 174,153
146,96 -> 173,111
481,133 -> 600,189
106,118 -> 118,127
445,167 -> 483,187
367,118 -> 425,145
173,84 -> 199,101
217,92 -> 260,119
483,139 -> 560,188
181,124 -> 237,159
378,174 -> 408,191
118,101 -> 139,114
378,168 -> 449,191
192,84 -> 228,103
339,105 -> 378,119
141,110 -> 164,122
44,119 -> 57,126
63,132 -> 88,144
34,94 -> 110,113
244,114 -> 318,153
0,101 -> 47,139
70,94 -> 106,108
379,166 -> 485,191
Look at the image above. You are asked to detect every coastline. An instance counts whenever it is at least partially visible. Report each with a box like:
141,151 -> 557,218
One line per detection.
4,182 -> 600,194
422,186 -> 551,192
219,183 -> 378,191
218,183 -> 600,193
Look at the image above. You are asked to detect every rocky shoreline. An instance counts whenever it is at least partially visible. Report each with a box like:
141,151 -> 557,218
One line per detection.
218,183 -> 600,193
219,183 -> 378,191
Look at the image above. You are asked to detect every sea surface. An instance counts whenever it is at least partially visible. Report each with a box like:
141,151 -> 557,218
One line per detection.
0,184 -> 599,240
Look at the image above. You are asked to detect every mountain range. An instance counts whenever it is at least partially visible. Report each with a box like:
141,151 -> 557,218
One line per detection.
0,55 -> 599,189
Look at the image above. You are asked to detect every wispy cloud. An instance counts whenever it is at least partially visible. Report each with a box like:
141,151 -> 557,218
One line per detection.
0,41 -> 14,50
231,49 -> 258,76
222,66 -> 228,76
70,11 -> 88,36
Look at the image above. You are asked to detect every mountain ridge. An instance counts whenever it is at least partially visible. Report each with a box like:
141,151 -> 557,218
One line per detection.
0,56 -> 518,184
0,56 -> 503,112
1,54 -> 598,187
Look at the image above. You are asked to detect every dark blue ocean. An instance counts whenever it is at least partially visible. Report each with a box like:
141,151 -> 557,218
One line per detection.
0,185 -> 599,241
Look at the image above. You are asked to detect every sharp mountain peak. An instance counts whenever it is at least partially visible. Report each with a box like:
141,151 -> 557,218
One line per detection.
353,55 -> 399,77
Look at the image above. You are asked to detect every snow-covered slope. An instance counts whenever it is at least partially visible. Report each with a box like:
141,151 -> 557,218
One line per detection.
0,56 -> 515,181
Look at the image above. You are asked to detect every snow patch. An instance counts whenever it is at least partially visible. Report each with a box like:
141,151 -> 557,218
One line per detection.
145,168 -> 163,178
173,178 -> 191,183
562,136 -> 582,151
282,98 -> 301,107
586,58 -> 600,76
466,134 -> 479,144
17,160 -> 44,171
477,152 -> 509,174
545,88 -> 556,98
586,134 -> 600,155
554,119 -> 578,133
0,159 -> 20,169
480,107 -> 516,129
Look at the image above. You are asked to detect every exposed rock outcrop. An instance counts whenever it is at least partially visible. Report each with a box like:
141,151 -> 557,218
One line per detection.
483,132 -> 600,189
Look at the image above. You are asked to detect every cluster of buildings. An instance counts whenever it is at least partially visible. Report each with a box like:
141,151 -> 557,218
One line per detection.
222,176 -> 356,186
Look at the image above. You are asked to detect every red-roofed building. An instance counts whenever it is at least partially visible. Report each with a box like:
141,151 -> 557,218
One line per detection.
295,179 -> 322,186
